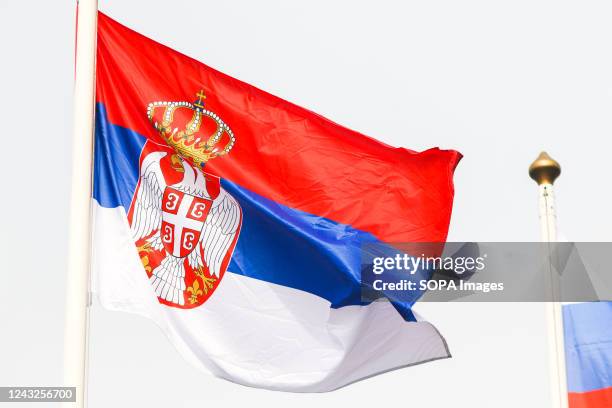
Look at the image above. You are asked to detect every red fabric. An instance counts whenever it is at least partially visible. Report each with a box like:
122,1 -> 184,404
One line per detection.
96,12 -> 461,243
569,387 -> 612,408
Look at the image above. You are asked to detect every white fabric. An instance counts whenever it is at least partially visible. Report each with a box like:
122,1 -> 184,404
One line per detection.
91,201 -> 450,392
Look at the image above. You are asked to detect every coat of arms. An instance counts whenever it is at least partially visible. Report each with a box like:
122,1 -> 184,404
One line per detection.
128,90 -> 242,308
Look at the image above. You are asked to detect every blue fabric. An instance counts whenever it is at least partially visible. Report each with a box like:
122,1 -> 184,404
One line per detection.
224,179 -> 430,315
93,102 -> 424,321
564,302 -> 612,393
94,104 -> 146,210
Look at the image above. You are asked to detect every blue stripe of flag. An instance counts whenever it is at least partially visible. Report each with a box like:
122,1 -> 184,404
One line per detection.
564,302 -> 612,393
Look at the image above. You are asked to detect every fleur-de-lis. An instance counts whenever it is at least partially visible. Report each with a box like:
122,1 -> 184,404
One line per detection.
194,267 -> 217,294
140,255 -> 152,274
187,279 -> 203,304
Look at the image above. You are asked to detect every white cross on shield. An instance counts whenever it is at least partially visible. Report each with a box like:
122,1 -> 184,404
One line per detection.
160,187 -> 212,258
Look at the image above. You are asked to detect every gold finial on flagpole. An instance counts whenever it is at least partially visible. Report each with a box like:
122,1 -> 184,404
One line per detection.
529,151 -> 561,185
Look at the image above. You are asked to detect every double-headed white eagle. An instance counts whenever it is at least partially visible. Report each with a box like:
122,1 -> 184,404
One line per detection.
131,151 -> 241,306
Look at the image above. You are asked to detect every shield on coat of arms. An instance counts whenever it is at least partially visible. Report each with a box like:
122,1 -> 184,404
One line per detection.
160,186 -> 212,258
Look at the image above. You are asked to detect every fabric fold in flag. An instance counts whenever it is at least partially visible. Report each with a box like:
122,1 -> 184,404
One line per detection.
92,11 -> 461,392
564,302 -> 612,408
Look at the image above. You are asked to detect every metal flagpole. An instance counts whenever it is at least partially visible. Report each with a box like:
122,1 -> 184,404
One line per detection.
64,1 -> 98,407
529,152 -> 568,408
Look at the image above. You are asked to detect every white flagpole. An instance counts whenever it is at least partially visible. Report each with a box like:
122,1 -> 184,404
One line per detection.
64,1 -> 98,407
529,152 -> 568,408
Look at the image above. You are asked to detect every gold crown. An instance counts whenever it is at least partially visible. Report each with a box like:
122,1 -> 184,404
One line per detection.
147,90 -> 235,167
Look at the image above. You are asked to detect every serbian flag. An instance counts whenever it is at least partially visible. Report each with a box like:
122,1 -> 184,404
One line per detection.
92,11 -> 461,392
565,302 -> 612,407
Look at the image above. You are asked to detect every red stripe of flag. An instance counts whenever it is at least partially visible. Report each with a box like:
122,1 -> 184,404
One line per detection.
96,12 -> 461,243
569,387 -> 612,408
